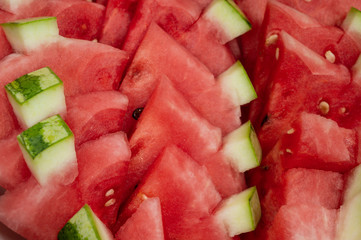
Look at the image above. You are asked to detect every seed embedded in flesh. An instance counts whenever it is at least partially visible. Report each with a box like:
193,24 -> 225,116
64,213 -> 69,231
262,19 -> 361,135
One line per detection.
339,107 -> 346,114
132,108 -> 144,120
105,189 -> 114,197
266,34 -> 278,46
285,149 -> 293,154
287,128 -> 295,134
275,48 -> 280,60
105,198 -> 116,207
319,101 -> 330,115
325,50 -> 336,63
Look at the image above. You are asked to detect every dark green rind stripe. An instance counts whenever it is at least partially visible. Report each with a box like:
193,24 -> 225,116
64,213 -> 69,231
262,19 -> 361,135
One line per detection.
5,67 -> 62,104
58,205 -> 101,240
226,0 -> 252,28
17,115 -> 73,159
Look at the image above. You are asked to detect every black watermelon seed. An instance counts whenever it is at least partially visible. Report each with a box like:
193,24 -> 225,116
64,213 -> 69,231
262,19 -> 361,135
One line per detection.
132,108 -> 144,120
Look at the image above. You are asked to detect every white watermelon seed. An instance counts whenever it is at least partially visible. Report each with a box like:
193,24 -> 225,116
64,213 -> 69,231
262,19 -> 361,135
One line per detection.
304,0 -> 311,2
105,189 -> 114,197
325,50 -> 336,63
275,48 -> 280,60
339,107 -> 346,114
319,101 -> 330,115
287,128 -> 295,134
105,198 -> 116,207
266,34 -> 278,46
285,149 -> 293,154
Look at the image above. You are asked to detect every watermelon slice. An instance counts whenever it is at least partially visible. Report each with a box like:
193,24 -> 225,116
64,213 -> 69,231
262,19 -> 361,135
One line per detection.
76,132 -> 131,229
126,77 -> 221,188
0,177 -> 82,240
65,91 -> 128,147
115,197 -> 164,240
118,145 -> 232,240
120,23 -> 240,134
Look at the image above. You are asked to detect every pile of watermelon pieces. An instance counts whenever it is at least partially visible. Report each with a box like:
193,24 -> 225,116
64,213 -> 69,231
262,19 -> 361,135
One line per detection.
1,0 -> 361,239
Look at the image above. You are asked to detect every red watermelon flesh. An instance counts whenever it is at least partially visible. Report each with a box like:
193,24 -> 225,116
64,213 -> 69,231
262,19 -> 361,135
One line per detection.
127,77 -> 222,188
236,0 -> 268,77
120,23 -> 240,134
0,0 -> 105,41
280,112 -> 357,172
276,0 -> 361,26
121,0 -> 210,59
267,204 -> 338,240
115,197 -> 164,240
76,132 -> 131,229
65,91 -> 128,147
255,31 -> 351,154
99,0 -> 138,48
0,131 -> 30,190
119,145 -> 230,240
0,28 -> 12,60
174,16 -> 236,76
282,168 -> 343,209
0,177 -> 82,240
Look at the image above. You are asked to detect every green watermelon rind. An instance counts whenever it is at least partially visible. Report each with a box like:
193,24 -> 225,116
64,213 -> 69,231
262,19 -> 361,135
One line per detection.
58,204 -> 103,240
217,60 -> 257,106
215,186 -> 262,237
203,0 -> 251,44
1,16 -> 59,53
341,7 -> 361,37
222,120 -> 262,172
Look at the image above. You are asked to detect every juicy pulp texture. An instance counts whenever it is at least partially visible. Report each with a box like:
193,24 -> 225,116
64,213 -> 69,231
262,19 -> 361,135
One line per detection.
17,115 -> 77,186
5,67 -> 66,128
1,17 -> 59,53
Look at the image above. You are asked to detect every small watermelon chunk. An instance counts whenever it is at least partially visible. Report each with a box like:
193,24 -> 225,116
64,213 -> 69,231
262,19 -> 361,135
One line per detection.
77,132 -> 131,228
119,145 -> 230,240
115,197 -> 164,240
17,115 -> 78,186
268,204 -> 338,240
120,23 -> 240,134
65,91 -> 128,147
0,177 -> 82,240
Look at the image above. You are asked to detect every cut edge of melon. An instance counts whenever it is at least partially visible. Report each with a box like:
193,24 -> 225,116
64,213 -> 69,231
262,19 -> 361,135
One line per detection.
215,186 -> 261,237
1,16 -> 59,53
17,115 -> 77,186
217,60 -> 257,106
222,120 -> 262,172
202,0 -> 251,44
341,7 -> 361,39
0,0 -> 34,14
58,204 -> 113,240
5,67 -> 66,129
335,192 -> 361,240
